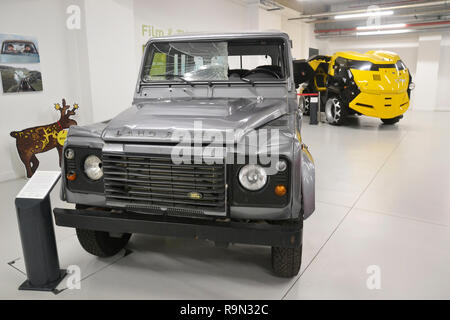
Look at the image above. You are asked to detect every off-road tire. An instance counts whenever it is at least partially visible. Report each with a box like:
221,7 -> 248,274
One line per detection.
381,117 -> 401,125
325,96 -> 347,125
272,245 -> 302,278
76,229 -> 131,257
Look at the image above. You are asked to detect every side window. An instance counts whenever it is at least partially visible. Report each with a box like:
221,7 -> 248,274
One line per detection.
228,55 -> 272,70
334,57 -> 347,68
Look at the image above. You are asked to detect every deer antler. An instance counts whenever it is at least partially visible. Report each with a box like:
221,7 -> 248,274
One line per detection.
66,103 -> 79,117
60,98 -> 70,116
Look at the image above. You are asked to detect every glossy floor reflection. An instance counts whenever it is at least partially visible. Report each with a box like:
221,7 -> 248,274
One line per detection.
1,110 -> 449,299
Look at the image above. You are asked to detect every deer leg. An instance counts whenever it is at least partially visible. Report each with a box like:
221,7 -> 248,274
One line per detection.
56,144 -> 63,167
30,154 -> 40,175
18,151 -> 33,178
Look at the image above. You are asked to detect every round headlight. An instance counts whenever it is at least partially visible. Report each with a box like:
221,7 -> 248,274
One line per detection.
238,164 -> 267,191
84,155 -> 103,180
409,82 -> 415,90
275,160 -> 287,172
65,148 -> 75,160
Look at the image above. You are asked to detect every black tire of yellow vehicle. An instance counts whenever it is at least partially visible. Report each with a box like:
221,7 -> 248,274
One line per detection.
272,245 -> 302,277
381,117 -> 401,125
76,229 -> 131,257
325,96 -> 347,125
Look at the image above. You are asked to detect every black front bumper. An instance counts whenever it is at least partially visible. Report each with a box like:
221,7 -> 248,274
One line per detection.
53,208 -> 302,248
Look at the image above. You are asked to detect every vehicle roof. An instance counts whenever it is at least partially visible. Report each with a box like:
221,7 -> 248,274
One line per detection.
145,31 -> 290,44
333,50 -> 401,64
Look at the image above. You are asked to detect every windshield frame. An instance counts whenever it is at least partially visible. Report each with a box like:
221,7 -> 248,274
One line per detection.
139,37 -> 290,86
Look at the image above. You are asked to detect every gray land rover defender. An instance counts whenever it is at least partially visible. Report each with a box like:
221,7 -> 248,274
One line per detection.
54,32 -> 315,277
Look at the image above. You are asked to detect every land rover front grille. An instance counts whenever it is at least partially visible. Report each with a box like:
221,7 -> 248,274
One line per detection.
102,153 -> 226,214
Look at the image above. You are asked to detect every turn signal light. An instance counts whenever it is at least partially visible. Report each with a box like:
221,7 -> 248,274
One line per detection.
274,184 -> 287,197
66,171 -> 77,181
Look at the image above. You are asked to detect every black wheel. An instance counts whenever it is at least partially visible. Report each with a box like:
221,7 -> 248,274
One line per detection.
381,116 -> 401,125
272,245 -> 302,278
76,229 -> 131,257
325,96 -> 347,125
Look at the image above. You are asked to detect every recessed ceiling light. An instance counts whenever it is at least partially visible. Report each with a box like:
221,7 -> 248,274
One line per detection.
356,29 -> 412,36
356,23 -> 407,30
335,10 -> 394,20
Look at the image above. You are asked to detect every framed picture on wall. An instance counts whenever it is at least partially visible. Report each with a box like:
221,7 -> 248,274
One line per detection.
0,64 -> 42,93
0,34 -> 40,64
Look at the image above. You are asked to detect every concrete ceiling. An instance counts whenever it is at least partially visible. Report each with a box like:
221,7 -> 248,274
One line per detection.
275,0 -> 450,38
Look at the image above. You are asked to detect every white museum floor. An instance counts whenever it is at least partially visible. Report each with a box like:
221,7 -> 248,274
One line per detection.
1,110 -> 449,299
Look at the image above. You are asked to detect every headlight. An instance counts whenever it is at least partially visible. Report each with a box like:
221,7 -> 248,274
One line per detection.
84,155 -> 103,180
409,82 -> 415,90
65,148 -> 75,160
238,164 -> 267,191
275,160 -> 287,172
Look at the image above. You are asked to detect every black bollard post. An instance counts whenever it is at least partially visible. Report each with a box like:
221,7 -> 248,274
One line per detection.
15,171 -> 66,291
309,95 -> 319,125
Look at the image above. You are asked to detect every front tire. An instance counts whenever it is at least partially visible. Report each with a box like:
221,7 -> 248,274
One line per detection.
325,96 -> 347,125
272,245 -> 302,278
76,229 -> 131,257
381,116 -> 401,125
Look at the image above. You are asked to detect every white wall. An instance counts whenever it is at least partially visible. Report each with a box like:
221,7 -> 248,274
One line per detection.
134,0 -> 250,67
84,0 -> 137,122
437,32 -> 450,111
0,0 -> 90,181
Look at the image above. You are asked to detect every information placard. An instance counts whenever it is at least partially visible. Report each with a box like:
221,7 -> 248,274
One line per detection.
16,171 -> 61,199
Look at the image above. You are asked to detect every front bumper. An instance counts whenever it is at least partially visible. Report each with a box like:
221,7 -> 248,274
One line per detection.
53,208 -> 302,248
349,91 -> 410,119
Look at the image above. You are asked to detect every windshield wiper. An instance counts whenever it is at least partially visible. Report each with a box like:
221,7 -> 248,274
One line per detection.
240,77 -> 255,86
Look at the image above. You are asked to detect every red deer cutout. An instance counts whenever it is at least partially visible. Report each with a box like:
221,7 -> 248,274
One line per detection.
10,99 -> 78,178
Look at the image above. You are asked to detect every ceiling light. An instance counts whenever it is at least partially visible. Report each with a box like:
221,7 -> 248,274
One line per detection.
356,23 -> 406,31
335,10 -> 394,20
356,29 -> 412,36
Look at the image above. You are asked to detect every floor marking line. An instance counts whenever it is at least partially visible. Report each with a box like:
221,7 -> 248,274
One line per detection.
54,248 -> 134,295
354,206 -> 450,229
7,260 -> 26,276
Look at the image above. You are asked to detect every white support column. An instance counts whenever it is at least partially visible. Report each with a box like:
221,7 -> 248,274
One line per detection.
412,34 -> 442,111
245,0 -> 260,31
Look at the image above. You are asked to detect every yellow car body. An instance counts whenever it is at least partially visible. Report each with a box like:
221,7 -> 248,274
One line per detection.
328,51 -> 411,119
299,50 -> 413,124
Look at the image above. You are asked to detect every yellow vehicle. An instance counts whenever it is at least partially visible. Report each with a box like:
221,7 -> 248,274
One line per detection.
297,51 -> 414,125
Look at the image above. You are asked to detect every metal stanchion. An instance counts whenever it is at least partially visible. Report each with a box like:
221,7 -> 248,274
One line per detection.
309,94 -> 319,125
15,171 -> 66,291
318,91 -> 322,123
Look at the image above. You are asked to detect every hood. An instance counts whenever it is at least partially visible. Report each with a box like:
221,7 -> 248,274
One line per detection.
351,67 -> 409,94
102,98 -> 288,144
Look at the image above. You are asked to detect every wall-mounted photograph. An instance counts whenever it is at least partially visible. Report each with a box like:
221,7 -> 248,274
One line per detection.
0,34 -> 40,64
0,64 -> 43,93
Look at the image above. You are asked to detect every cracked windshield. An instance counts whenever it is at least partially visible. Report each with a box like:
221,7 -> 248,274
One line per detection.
142,40 -> 286,82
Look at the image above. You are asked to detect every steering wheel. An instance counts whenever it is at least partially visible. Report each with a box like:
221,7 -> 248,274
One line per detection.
243,68 -> 280,79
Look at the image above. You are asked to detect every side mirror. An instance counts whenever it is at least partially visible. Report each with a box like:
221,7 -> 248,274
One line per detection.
293,59 -> 314,89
